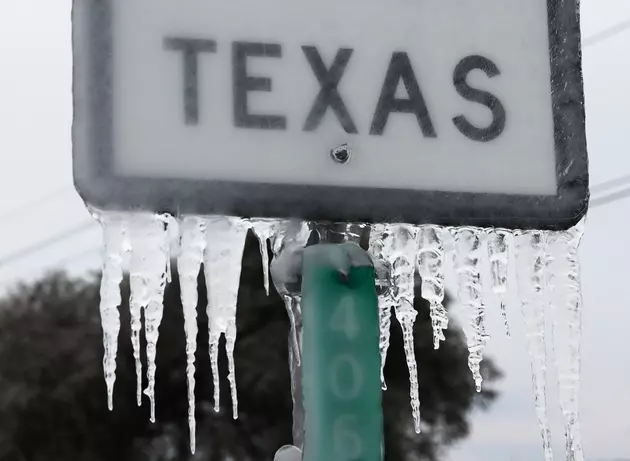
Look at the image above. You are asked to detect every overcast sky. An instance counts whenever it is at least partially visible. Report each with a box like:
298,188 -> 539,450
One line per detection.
0,1 -> 629,460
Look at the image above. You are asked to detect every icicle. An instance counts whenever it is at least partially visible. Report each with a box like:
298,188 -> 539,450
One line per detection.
271,220 -> 311,366
128,214 -> 171,420
335,223 -> 365,244
97,214 -> 127,411
128,216 -> 152,407
454,228 -> 489,392
250,219 -> 282,296
390,224 -> 421,433
271,220 -> 311,257
138,215 -> 171,423
515,231 -> 554,461
177,217 -> 207,454
209,335 -> 221,414
269,220 -> 311,448
313,222 -> 365,244
166,217 -> 179,284
486,229 -> 512,337
203,216 -> 250,419
417,226 -> 448,350
281,294 -> 302,361
368,224 -> 393,390
548,222 -> 585,461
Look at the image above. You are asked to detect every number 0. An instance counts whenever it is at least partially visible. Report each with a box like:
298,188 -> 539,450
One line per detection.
330,354 -> 363,400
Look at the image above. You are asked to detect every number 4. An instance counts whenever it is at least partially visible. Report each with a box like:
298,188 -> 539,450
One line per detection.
330,294 -> 360,340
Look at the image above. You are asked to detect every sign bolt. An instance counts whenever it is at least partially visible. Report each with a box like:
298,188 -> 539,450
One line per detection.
330,144 -> 351,165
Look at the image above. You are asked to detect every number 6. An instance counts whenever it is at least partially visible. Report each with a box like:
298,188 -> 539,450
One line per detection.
333,415 -> 362,460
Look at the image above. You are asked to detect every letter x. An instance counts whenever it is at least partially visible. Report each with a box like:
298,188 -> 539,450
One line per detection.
302,46 -> 358,134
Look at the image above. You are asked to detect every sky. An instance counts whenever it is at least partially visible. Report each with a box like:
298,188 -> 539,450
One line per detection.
0,1 -> 629,460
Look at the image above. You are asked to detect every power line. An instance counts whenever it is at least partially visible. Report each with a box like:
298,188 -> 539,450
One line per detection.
0,186 -> 74,226
591,173 -> 630,195
591,187 -> 630,209
589,172 -> 630,209
583,18 -> 630,48
0,220 -> 97,267
55,246 -> 101,267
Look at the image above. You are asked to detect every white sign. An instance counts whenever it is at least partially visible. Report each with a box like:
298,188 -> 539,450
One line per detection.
73,0 -> 588,230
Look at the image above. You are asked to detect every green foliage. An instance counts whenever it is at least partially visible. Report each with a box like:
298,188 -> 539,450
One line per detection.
0,234 -> 500,461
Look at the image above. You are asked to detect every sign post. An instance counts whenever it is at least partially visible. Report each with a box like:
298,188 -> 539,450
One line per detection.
301,245 -> 383,461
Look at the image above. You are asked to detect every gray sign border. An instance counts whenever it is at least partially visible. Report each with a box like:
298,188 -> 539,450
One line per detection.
72,0 -> 589,231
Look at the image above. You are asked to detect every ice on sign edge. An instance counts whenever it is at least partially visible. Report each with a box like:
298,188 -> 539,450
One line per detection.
94,211 -> 585,461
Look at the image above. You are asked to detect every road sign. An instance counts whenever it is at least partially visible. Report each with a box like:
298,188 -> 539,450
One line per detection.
301,245 -> 382,461
73,0 -> 588,230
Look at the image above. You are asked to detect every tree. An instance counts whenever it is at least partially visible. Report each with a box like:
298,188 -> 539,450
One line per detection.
0,233 -> 500,461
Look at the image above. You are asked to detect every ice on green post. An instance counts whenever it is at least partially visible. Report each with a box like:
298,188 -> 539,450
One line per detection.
301,244 -> 383,461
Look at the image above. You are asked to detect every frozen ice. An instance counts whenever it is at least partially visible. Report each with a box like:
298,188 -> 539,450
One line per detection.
389,225 -> 422,433
548,223 -> 585,461
368,224 -> 422,432
96,214 -> 128,411
203,216 -> 250,419
128,222 -> 149,407
251,219 -> 282,296
417,226 -> 448,350
269,220 -> 311,447
515,230 -> 554,461
90,210 -> 587,459
368,224 -> 393,390
314,222 -> 365,244
119,213 -> 173,421
138,215 -> 171,423
127,213 -> 172,420
177,217 -> 207,453
454,228 -> 490,393
486,229 -> 512,336
271,220 -> 311,366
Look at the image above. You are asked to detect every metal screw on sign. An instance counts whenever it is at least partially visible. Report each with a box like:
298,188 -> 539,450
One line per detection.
330,144 -> 352,165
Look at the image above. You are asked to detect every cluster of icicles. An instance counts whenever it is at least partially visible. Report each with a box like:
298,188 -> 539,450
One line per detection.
95,211 -> 584,461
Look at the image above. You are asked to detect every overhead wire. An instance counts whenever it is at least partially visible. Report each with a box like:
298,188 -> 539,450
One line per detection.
583,18 -> 630,48
575,17 -> 630,207
590,173 -> 630,195
0,220 -> 97,267
0,186 -> 74,225
590,188 -> 630,209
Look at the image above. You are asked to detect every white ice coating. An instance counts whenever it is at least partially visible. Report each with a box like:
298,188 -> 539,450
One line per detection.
368,224 -> 393,390
417,226 -> 448,350
131,214 -> 171,423
454,228 -> 489,393
91,211 -> 587,459
271,221 -> 311,366
97,215 -> 128,411
177,217 -> 207,454
486,229 -> 512,337
548,224 -> 585,461
251,219 -> 283,296
203,216 -> 250,419
128,221 -> 149,407
389,225 -> 422,434
515,231 -> 554,461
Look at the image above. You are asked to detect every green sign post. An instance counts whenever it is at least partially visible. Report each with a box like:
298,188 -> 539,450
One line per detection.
301,245 -> 383,461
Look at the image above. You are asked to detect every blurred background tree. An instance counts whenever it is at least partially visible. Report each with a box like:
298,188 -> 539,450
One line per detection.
0,232 -> 500,461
